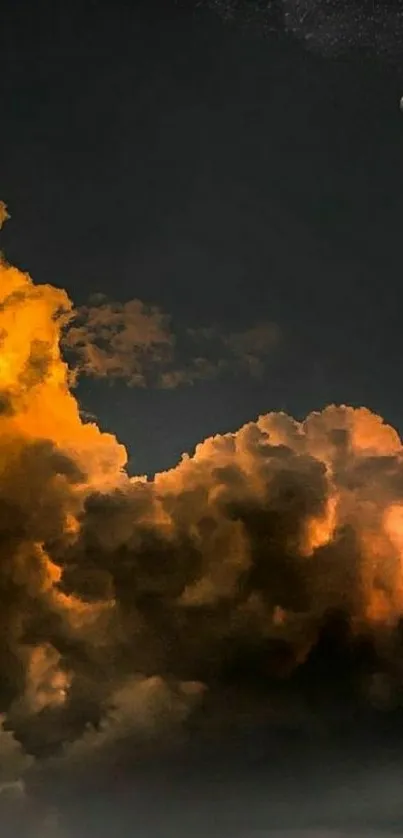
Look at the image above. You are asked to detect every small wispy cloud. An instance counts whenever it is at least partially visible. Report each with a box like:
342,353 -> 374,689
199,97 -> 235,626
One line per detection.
63,296 -> 281,389
63,296 -> 174,387
0,202 -> 10,230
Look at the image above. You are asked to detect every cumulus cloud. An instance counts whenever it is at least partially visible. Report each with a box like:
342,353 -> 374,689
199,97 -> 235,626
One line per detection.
3,207 -> 403,832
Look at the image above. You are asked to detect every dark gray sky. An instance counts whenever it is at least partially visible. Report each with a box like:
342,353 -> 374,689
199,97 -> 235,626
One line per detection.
2,0 -> 403,475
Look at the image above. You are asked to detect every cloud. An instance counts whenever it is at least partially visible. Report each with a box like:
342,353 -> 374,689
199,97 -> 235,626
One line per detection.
63,297 -> 280,388
63,297 -> 174,387
0,720 -> 63,837
0,201 -> 9,230
213,320 -> 280,377
57,675 -> 205,772
4,206 -> 403,831
224,321 -> 280,357
0,718 -> 33,784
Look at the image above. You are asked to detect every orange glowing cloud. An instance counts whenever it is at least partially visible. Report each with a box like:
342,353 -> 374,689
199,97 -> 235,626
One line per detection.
3,204 -> 403,789
0,201 -> 9,230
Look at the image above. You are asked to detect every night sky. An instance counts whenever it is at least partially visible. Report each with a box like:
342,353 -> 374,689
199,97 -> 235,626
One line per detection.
3,0 -> 403,475
3,1 -> 403,836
